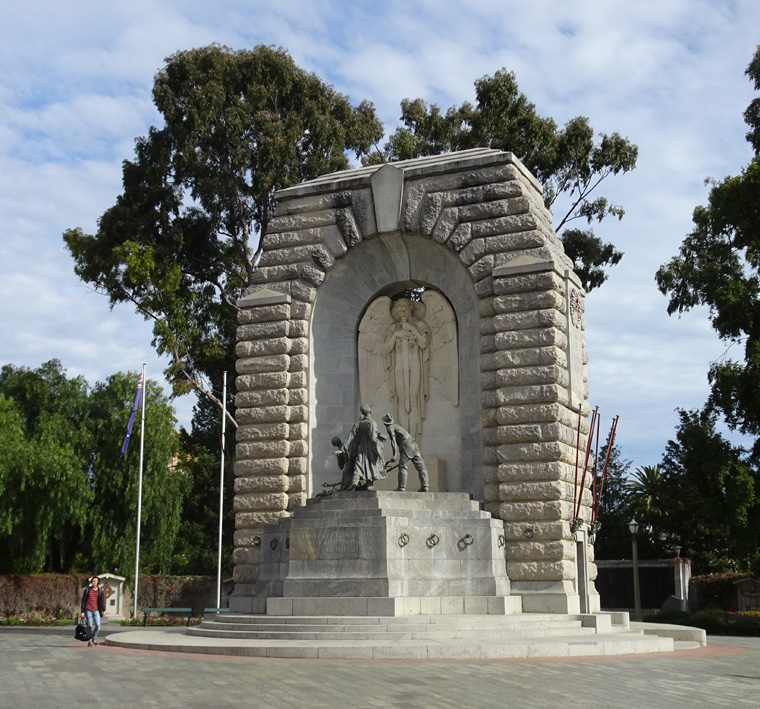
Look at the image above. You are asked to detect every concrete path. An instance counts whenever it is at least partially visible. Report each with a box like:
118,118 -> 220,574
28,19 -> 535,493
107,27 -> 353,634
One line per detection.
1,626 -> 758,708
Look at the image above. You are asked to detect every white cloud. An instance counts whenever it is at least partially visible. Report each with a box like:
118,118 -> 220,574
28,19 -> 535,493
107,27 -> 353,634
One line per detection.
2,0 -> 760,462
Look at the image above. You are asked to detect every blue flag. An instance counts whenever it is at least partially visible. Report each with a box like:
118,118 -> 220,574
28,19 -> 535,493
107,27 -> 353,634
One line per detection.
120,374 -> 143,458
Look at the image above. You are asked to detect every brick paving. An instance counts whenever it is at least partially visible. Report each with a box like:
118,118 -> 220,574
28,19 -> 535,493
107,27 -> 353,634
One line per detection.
1,627 -> 758,708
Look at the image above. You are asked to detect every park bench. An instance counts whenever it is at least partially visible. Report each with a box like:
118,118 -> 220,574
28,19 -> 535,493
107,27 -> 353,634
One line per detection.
142,607 -> 193,626
203,607 -> 230,615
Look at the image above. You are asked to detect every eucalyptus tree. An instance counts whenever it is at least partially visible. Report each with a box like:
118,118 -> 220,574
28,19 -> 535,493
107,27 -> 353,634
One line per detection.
379,69 -> 638,290
65,45 -> 383,417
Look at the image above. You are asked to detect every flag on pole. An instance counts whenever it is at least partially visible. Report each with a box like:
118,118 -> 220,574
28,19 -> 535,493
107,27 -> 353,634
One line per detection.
120,374 -> 144,458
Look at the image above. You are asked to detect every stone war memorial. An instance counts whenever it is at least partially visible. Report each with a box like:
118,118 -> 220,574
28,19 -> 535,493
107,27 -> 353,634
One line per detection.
230,147 -> 595,616
109,148 -> 705,657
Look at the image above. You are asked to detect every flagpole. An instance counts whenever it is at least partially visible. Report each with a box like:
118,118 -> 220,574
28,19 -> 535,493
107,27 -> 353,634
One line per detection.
133,363 -> 146,619
216,371 -> 227,608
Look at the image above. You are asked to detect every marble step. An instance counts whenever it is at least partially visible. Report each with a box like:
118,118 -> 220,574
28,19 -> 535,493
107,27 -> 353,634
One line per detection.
106,629 -> 675,659
190,620 -> 595,641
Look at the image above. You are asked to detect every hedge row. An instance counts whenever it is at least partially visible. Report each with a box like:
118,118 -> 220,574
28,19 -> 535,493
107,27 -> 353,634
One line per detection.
0,574 -> 219,619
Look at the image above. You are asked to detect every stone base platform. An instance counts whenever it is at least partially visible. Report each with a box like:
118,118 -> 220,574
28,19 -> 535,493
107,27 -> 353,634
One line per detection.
255,594 -> 521,616
104,613 -> 706,660
231,491 -> 511,614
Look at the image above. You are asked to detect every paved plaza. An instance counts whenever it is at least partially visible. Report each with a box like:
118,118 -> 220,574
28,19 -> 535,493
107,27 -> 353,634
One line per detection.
0,627 -> 758,708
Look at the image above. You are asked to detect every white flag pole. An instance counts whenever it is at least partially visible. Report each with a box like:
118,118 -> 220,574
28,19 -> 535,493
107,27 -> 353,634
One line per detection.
216,371 -> 227,608
133,363 -> 146,619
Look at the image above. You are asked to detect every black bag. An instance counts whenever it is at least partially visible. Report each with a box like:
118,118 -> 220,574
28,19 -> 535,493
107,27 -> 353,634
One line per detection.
74,617 -> 93,642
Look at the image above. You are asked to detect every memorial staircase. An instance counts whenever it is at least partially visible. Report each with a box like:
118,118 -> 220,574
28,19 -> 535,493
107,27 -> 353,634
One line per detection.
105,611 -> 702,659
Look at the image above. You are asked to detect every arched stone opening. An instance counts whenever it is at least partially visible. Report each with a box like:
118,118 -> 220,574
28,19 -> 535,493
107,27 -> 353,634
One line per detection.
308,233 -> 482,497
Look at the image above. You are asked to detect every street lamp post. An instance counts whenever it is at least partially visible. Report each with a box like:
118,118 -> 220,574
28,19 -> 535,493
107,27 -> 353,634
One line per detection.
629,519 -> 642,621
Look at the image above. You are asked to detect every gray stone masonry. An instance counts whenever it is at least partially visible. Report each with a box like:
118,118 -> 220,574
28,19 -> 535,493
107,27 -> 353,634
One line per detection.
229,491 -> 513,616
234,148 -> 595,613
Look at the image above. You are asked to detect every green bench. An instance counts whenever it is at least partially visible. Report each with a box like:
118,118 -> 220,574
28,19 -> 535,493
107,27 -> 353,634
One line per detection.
203,607 -> 230,615
142,607 -> 193,626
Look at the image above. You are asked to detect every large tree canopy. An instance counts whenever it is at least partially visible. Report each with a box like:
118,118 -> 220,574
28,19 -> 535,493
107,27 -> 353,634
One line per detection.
656,45 -> 760,450
378,69 -> 638,290
0,361 -> 185,577
659,409 -> 758,574
64,45 -> 383,413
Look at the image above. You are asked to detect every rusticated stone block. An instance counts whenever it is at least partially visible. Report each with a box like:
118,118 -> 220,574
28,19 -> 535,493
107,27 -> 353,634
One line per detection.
287,492 -> 307,511
289,354 -> 308,372
498,480 -> 570,503
497,460 -> 574,483
236,371 -> 289,391
234,475 -> 289,494
498,500 -> 570,522
460,231 -> 546,266
474,275 -> 494,298
287,474 -> 305,493
235,336 -> 308,358
232,564 -> 260,584
505,560 -> 575,581
493,309 -> 566,334
490,365 -> 566,388
289,279 -> 317,303
236,354 -> 290,375
236,422 -> 289,442
288,440 -> 308,457
288,458 -> 307,475
484,482 -> 500,503
235,511 -> 290,529
235,388 -> 289,408
481,347 -> 564,371
233,547 -> 262,565
287,388 -> 307,406
478,297 -> 496,318
495,402 -> 581,428
494,328 -> 567,351
233,528 -> 264,547
483,464 -> 499,484
489,383 -> 566,407
234,457 -> 289,477
234,492 -> 288,512
480,334 -> 496,354
237,320 -> 290,341
493,271 -> 563,296
497,440 -> 578,464
492,422 -> 564,445
235,405 -> 307,425
468,254 -> 495,282
288,422 -> 307,440
505,540 -> 574,562
433,206 -> 461,243
266,210 -> 336,235
493,291 -> 564,314
236,440 -> 290,460
237,303 -> 290,325
503,521 -> 566,541
288,371 -> 307,388
482,407 -> 499,427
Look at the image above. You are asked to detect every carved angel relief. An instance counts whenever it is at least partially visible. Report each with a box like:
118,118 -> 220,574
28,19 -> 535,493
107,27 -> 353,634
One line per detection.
358,291 -> 458,438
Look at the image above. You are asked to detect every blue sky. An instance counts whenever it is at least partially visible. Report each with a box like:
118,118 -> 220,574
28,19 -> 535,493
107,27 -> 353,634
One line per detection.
2,0 -> 759,470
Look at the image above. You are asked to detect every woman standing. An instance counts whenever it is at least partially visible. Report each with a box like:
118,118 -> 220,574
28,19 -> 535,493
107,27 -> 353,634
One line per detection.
80,576 -> 106,646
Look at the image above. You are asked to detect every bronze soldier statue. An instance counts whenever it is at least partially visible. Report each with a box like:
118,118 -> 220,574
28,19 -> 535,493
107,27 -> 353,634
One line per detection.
381,414 -> 429,492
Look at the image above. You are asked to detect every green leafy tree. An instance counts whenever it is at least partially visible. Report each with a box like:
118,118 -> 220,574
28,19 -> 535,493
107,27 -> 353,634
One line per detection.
0,362 -> 186,577
64,45 -> 383,417
659,408 -> 759,574
593,442 -> 634,560
656,46 -> 760,451
172,395 -> 234,575
0,361 -> 93,573
379,69 -> 638,290
86,372 -> 187,578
